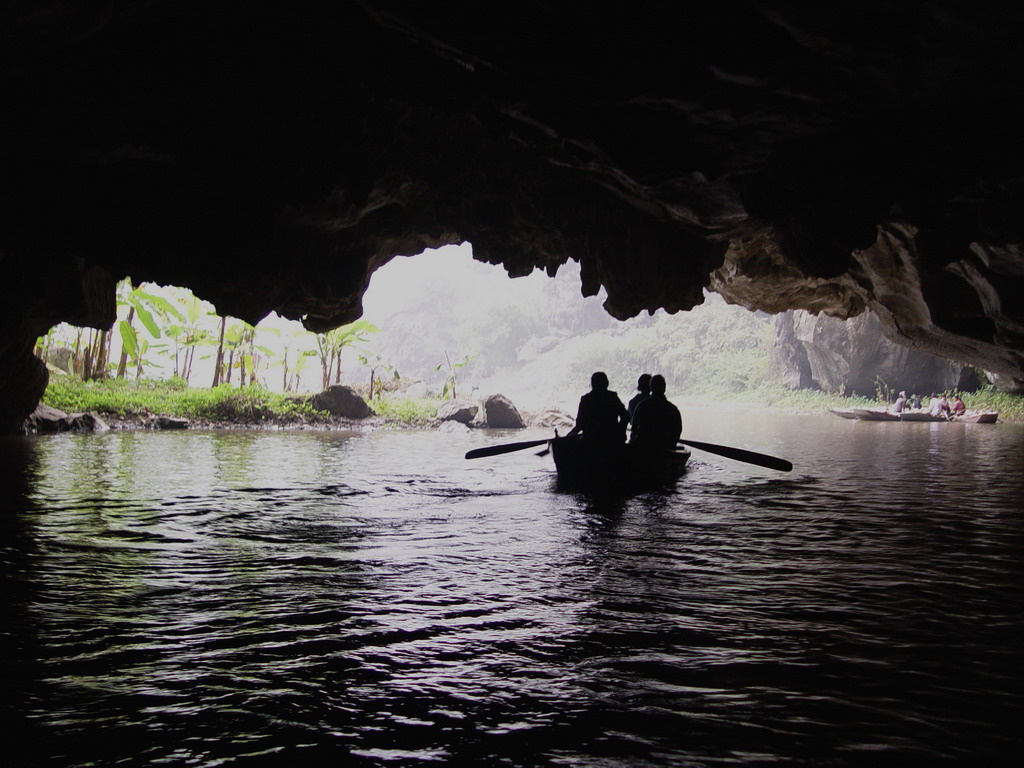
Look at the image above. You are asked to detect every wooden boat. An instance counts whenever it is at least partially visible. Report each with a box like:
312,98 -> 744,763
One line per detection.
897,411 -> 947,422
549,436 -> 690,491
957,410 -> 998,423
831,408 -> 998,423
849,408 -> 901,421
829,408 -> 860,419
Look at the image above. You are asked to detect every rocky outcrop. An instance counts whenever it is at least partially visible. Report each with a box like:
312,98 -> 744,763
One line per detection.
773,310 -> 981,397
309,386 -> 372,419
482,394 -> 525,429
2,4 -> 1024,430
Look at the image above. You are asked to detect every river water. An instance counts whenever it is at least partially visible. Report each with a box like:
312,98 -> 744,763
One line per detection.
1,411 -> 1022,767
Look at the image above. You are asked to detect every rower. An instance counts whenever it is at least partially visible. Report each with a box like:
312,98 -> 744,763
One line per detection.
629,374 -> 682,451
627,373 -> 652,424
565,371 -> 629,447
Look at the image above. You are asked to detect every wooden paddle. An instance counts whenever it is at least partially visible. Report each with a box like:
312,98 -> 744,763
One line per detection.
465,438 -> 551,460
678,439 -> 792,472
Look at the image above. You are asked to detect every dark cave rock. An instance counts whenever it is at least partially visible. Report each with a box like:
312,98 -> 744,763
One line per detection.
2,2 -> 1024,430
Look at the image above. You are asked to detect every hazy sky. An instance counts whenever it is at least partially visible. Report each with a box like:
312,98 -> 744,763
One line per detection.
362,242 -> 561,323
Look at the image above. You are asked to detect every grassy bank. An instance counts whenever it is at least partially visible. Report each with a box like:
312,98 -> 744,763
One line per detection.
43,377 -> 324,424
41,376 -> 443,427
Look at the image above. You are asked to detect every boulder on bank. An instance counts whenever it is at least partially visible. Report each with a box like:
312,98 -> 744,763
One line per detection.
529,408 -> 575,431
23,404 -> 109,433
66,412 -> 110,432
310,386 -> 372,419
154,416 -> 189,430
436,400 -> 478,423
24,403 -> 68,432
483,394 -> 525,428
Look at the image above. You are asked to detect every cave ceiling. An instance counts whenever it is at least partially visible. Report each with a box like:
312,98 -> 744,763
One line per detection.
2,1 -> 1024,429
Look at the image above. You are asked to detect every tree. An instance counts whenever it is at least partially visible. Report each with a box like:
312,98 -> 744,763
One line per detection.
314,320 -> 378,390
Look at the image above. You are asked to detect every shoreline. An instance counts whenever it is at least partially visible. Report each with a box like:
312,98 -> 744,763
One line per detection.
26,383 -> 1024,434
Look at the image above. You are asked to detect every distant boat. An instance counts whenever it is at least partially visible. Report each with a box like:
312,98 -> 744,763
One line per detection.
957,411 -> 999,423
850,408 -> 901,421
830,408 -> 998,423
895,411 -> 947,422
829,408 -> 860,419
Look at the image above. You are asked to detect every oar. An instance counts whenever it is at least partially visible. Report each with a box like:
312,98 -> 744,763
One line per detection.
465,438 -> 551,460
678,439 -> 792,472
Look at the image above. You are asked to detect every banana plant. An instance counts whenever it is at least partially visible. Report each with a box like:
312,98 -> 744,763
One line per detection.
115,279 -> 184,379
358,351 -> 399,400
314,320 -> 379,390
435,350 -> 477,400
166,292 -> 214,384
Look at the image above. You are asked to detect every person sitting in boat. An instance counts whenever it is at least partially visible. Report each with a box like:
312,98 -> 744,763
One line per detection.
933,394 -> 952,419
627,373 -> 652,424
629,374 -> 682,451
565,371 -> 629,446
951,395 -> 967,417
911,393 -> 922,410
892,390 -> 908,413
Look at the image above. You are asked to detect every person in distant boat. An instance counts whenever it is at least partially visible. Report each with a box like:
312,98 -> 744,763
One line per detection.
911,393 -> 922,410
928,394 -> 942,416
627,373 -> 652,424
892,390 -> 908,413
936,394 -> 952,419
565,371 -> 629,446
951,395 -> 967,417
629,374 -> 682,451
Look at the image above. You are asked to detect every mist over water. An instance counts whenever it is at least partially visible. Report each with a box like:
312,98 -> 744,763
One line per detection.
2,412 -> 1022,766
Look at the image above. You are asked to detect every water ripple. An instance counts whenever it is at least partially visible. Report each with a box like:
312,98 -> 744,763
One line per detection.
2,424 -> 1022,766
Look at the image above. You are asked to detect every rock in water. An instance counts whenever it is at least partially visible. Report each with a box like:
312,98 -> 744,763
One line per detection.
483,394 -> 525,428
436,401 -> 478,424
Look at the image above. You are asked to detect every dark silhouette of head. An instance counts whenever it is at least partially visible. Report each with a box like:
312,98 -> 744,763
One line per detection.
590,371 -> 610,391
650,374 -> 667,395
637,373 -> 652,393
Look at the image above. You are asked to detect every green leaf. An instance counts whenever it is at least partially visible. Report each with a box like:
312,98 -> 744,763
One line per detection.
134,305 -> 161,339
137,291 -> 185,322
118,320 -> 139,360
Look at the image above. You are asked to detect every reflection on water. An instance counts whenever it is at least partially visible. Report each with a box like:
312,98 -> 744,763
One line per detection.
1,414 -> 1023,766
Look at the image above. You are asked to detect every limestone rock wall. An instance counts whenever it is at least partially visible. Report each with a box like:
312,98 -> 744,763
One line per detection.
773,310 -> 982,397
